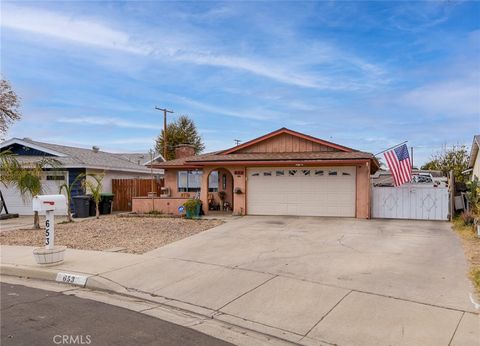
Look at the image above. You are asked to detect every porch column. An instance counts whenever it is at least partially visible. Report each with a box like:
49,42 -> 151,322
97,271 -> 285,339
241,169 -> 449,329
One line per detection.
356,162 -> 371,219
200,167 -> 213,215
229,167 -> 246,215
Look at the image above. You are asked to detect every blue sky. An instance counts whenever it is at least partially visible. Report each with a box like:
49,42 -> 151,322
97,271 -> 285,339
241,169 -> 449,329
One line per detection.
1,1 -> 479,165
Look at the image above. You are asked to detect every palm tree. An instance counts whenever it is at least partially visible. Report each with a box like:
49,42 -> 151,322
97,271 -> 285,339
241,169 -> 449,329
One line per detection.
0,150 -> 21,216
59,174 -> 85,222
12,156 -> 61,228
83,173 -> 104,219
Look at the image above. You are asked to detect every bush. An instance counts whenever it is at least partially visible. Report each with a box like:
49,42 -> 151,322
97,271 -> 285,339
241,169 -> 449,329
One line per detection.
466,177 -> 480,215
461,211 -> 476,225
184,199 -> 201,215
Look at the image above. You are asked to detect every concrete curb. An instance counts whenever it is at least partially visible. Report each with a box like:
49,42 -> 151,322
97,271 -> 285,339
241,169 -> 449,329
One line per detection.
1,263 -> 67,282
0,263 -> 301,345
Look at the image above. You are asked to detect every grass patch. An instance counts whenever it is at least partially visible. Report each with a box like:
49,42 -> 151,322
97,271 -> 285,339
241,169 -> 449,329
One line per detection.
472,268 -> 480,290
452,216 -> 480,296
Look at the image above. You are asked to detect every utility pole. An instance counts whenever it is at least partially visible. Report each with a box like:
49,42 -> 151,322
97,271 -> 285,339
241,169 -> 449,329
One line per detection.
155,107 -> 174,160
234,139 -> 242,146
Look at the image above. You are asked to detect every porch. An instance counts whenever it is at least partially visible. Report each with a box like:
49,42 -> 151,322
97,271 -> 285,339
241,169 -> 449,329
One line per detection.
132,167 -> 246,216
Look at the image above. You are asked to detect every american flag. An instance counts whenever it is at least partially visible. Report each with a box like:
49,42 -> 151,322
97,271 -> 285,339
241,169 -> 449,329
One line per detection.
384,144 -> 412,187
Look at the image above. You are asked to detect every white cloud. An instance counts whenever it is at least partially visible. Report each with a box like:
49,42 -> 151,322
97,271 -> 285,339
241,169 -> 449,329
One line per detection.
57,117 -> 162,130
1,5 -> 385,91
177,96 -> 280,121
403,79 -> 480,116
2,5 -> 149,54
171,51 -> 322,89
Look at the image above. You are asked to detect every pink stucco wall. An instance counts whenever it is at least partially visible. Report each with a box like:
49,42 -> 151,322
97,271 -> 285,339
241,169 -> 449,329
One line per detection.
355,162 -> 371,219
201,166 -> 246,215
132,197 -> 188,215
161,163 -> 371,218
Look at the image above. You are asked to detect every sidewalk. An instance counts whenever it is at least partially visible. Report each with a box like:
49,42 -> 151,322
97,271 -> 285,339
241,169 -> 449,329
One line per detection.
1,245 -> 479,346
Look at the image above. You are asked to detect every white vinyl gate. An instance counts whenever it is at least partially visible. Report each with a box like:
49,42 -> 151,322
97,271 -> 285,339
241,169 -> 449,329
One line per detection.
372,185 -> 449,221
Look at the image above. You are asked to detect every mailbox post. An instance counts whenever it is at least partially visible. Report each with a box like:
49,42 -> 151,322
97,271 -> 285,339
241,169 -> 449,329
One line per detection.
32,195 -> 67,265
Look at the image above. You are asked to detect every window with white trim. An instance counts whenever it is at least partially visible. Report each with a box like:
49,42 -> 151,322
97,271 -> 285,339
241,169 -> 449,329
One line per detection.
208,171 -> 219,192
178,170 -> 202,192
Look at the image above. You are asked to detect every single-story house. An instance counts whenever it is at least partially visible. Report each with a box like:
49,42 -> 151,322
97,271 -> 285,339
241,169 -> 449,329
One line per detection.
468,135 -> 480,180
141,128 -> 379,218
0,137 -> 164,215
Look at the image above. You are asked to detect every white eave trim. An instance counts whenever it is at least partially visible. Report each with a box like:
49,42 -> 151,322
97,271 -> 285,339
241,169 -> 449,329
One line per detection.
144,153 -> 166,165
65,165 -> 164,174
0,138 -> 67,157
468,136 -> 479,168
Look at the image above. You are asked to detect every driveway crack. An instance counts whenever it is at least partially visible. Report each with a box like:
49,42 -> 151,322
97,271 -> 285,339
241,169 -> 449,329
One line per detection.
337,234 -> 362,252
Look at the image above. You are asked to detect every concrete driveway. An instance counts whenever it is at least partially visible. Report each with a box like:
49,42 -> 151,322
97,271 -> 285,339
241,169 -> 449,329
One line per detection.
109,216 -> 478,345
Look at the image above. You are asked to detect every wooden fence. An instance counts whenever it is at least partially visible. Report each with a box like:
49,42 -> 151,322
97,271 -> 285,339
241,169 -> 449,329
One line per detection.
112,178 -> 164,211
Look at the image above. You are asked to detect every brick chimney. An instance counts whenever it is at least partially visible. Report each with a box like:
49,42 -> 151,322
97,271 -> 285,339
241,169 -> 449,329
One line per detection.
175,144 -> 196,159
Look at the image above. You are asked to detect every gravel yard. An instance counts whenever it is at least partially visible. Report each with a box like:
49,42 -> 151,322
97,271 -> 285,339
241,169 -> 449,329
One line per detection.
0,215 -> 223,254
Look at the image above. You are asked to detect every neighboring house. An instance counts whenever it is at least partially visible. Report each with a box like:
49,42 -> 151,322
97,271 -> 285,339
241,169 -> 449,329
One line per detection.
468,135 -> 480,180
147,128 -> 379,218
371,169 -> 447,187
0,138 -> 164,215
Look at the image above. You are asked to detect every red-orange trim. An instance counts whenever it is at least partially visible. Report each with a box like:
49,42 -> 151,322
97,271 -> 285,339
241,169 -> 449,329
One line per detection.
149,164 -> 203,169
220,128 -> 354,154
190,159 -> 370,166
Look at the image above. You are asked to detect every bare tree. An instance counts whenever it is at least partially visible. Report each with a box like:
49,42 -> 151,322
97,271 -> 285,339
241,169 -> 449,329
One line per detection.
0,78 -> 21,136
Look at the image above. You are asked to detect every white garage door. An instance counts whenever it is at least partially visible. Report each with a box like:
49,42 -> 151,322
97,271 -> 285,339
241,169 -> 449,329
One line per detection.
0,172 -> 68,215
247,167 -> 356,217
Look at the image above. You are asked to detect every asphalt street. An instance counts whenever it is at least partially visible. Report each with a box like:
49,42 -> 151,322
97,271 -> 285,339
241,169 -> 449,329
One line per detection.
1,283 -> 233,346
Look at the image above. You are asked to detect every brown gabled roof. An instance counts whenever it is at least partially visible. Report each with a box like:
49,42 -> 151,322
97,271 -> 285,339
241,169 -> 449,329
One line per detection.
153,151 -> 379,172
150,129 -> 379,172
220,127 -> 354,154
189,151 -> 374,162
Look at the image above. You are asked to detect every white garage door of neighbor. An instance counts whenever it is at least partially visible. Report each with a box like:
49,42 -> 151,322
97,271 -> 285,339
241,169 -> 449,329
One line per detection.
247,166 -> 356,217
0,172 -> 68,215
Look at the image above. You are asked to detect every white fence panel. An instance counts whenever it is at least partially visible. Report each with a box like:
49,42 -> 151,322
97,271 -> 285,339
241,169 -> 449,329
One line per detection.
372,185 -> 449,221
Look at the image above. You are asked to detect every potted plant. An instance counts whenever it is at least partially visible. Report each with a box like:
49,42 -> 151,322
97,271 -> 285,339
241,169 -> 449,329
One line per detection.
184,199 -> 201,219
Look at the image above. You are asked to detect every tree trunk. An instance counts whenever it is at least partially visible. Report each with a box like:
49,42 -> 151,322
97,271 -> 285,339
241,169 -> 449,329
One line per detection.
33,211 -> 40,229
96,201 -> 100,219
67,204 -> 73,222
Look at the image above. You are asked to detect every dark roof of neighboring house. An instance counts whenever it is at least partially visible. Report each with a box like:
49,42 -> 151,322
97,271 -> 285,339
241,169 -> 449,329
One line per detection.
113,152 -> 165,165
1,138 -> 162,174
468,135 -> 480,168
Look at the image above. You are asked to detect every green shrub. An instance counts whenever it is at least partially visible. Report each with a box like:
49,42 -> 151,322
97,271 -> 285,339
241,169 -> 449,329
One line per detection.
184,199 -> 201,214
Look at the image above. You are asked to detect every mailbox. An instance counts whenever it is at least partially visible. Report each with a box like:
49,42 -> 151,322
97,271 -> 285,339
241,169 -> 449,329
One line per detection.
32,194 -> 68,264
32,195 -> 67,213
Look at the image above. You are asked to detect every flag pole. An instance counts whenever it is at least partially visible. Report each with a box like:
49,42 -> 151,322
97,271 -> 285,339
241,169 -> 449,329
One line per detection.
411,147 -> 414,168
374,141 -> 408,156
